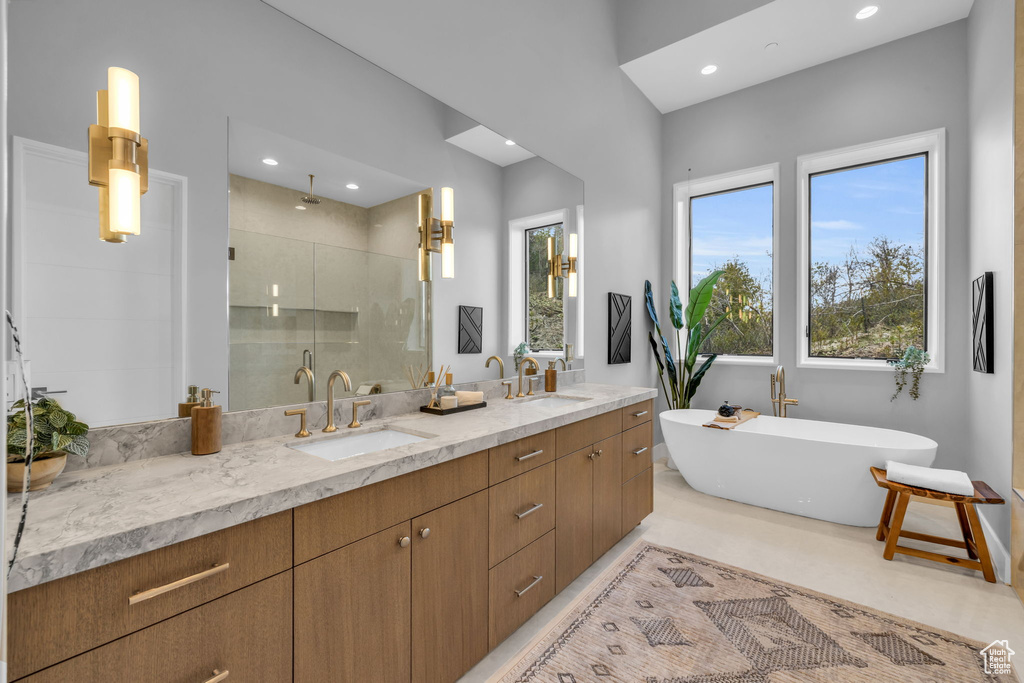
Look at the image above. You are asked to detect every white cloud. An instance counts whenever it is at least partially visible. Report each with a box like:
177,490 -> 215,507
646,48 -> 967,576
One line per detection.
812,219 -> 862,231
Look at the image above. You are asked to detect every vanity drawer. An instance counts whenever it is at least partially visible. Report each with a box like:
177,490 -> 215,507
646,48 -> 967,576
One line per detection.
489,430 -> 556,485
489,462 -> 556,567
8,510 -> 292,681
622,467 -> 654,533
489,530 -> 556,649
556,410 -> 622,457
621,421 -> 654,483
19,571 -> 293,683
621,399 -> 654,430
294,450 -> 488,564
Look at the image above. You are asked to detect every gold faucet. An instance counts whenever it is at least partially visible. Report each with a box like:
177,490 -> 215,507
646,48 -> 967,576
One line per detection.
323,370 -> 352,433
294,366 -> 315,403
349,400 -> 371,429
554,358 -> 567,371
501,380 -> 514,400
770,365 -> 799,418
285,408 -> 311,437
485,355 -> 505,379
517,357 -> 540,397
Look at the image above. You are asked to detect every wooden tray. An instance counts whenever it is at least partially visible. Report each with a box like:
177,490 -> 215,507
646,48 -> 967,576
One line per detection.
420,401 -> 488,416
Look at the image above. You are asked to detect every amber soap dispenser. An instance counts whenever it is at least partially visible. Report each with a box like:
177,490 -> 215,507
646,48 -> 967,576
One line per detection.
545,361 -> 558,392
191,388 -> 222,455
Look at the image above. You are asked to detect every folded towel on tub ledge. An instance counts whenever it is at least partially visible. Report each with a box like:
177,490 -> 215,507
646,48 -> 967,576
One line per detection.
702,410 -> 760,430
884,460 -> 975,496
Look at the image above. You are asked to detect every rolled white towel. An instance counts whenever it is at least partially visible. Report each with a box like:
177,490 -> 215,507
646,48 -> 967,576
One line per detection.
885,461 -> 975,496
455,390 -> 484,406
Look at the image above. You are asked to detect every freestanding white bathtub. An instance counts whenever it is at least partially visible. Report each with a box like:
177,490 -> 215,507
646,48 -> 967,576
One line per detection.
660,409 -> 937,527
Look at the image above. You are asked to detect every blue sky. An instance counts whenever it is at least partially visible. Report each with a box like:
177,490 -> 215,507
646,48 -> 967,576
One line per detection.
690,155 -> 926,291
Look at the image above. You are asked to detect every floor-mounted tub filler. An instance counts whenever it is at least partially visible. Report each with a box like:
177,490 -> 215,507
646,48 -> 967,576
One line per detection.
660,409 -> 937,527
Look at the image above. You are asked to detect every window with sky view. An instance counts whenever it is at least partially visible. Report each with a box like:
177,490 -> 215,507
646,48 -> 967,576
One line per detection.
690,183 -> 774,356
808,154 -> 927,359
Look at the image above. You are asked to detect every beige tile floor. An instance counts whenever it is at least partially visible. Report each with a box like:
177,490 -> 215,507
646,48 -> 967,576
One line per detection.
461,459 -> 1024,682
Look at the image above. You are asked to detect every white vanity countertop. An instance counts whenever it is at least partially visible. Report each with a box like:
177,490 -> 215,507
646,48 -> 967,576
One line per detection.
6,383 -> 657,592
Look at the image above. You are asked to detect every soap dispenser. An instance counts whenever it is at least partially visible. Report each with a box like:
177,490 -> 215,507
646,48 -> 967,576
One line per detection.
545,361 -> 558,392
178,384 -> 201,418
191,388 -> 222,455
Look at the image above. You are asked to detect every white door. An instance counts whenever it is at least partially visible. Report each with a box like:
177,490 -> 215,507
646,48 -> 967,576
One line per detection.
12,137 -> 187,427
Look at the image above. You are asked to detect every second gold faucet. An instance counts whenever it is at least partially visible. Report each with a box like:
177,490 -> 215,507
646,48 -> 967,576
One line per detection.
324,370 -> 352,432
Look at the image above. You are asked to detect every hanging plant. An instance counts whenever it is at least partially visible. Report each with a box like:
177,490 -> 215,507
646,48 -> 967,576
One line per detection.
888,346 -> 929,401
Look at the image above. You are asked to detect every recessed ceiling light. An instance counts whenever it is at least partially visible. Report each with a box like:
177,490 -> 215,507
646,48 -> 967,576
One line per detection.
764,42 -> 779,51
295,205 -> 306,210
262,158 -> 278,166
701,64 -> 718,76
856,6 -> 878,19
505,140 -> 516,146
346,183 -> 359,190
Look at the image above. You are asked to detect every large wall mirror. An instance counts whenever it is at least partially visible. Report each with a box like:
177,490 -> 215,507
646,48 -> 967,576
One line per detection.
7,0 -> 584,425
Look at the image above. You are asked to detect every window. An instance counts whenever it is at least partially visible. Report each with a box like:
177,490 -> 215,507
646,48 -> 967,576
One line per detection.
526,223 -> 564,352
798,130 -> 945,371
674,164 -> 778,364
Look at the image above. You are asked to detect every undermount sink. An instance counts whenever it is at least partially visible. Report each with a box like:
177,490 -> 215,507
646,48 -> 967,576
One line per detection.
290,428 -> 430,462
519,395 -> 591,410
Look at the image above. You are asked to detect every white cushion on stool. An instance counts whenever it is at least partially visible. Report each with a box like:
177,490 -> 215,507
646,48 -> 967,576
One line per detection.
885,461 -> 975,496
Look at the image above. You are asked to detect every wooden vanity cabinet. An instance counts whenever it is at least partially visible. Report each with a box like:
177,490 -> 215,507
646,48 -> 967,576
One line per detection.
294,491 -> 490,683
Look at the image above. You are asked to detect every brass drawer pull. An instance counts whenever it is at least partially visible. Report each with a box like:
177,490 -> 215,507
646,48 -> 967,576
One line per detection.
632,410 -> 648,418
632,447 -> 649,455
516,449 -> 544,462
129,563 -> 230,606
514,575 -> 544,597
515,503 -> 544,520
204,670 -> 229,683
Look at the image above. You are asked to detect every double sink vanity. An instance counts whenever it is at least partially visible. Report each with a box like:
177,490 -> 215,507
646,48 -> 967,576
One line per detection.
7,383 -> 656,682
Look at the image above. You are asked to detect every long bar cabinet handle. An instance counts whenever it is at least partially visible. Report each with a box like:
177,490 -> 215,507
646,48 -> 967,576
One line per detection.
516,449 -> 544,462
203,670 -> 229,683
632,447 -> 648,455
632,410 -> 648,417
129,563 -> 230,606
515,575 -> 544,597
515,503 -> 544,519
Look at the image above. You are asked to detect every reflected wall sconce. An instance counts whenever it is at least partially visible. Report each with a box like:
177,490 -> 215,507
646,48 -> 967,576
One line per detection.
88,67 -> 148,243
547,232 -> 578,298
417,187 -> 455,281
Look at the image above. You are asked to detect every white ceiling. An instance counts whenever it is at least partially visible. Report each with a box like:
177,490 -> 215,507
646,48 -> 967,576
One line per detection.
446,125 -> 536,168
228,119 -> 427,208
620,0 -> 975,114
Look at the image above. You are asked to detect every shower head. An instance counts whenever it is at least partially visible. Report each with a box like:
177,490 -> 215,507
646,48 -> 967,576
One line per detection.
300,174 -> 321,205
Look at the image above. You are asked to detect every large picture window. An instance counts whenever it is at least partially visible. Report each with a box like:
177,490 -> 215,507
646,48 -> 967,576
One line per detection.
798,130 -> 945,371
674,164 -> 778,364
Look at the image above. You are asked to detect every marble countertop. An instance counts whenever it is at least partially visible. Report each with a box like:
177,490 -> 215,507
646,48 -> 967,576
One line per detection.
6,383 -> 657,592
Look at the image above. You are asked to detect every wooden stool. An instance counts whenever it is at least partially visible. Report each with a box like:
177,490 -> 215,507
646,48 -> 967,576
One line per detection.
870,466 -> 1004,583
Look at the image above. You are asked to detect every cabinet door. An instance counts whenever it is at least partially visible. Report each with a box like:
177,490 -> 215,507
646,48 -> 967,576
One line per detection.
412,491 -> 489,683
294,522 -> 412,683
623,467 -> 654,532
592,433 -> 623,559
556,446 -> 595,593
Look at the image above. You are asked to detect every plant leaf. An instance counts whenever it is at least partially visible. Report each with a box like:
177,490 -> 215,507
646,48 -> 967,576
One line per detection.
48,410 -> 68,429
684,270 -> 725,330
686,322 -> 702,368
643,281 -> 661,330
65,421 -> 89,436
7,428 -> 27,448
686,354 -> 718,401
647,332 -> 664,376
669,281 -> 684,330
65,435 -> 90,457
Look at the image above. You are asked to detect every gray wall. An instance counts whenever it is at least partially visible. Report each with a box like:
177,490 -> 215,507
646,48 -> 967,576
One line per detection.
7,0 -> 511,404
966,0 -> 1015,547
661,23 -> 971,469
265,0 -> 665,394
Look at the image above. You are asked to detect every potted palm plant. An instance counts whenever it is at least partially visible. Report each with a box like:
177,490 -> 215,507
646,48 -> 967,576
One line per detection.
6,397 -> 90,492
644,271 -> 727,409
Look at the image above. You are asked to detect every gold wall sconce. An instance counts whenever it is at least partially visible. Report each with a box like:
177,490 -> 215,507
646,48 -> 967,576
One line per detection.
88,67 -> 148,243
417,187 -> 455,281
547,232 -> 578,298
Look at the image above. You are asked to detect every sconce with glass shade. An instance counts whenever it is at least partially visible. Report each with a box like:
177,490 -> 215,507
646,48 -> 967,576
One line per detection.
547,231 -> 578,298
88,67 -> 148,243
417,187 -> 456,281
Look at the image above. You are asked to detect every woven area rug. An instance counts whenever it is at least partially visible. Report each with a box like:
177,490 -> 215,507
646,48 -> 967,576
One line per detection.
490,540 -> 1015,682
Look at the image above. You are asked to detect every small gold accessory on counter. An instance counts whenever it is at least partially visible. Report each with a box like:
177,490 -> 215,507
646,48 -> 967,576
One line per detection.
191,388 -> 222,455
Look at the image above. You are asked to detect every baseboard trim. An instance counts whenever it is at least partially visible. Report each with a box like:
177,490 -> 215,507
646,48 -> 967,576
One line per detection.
654,442 -> 674,470
977,507 -> 1010,584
